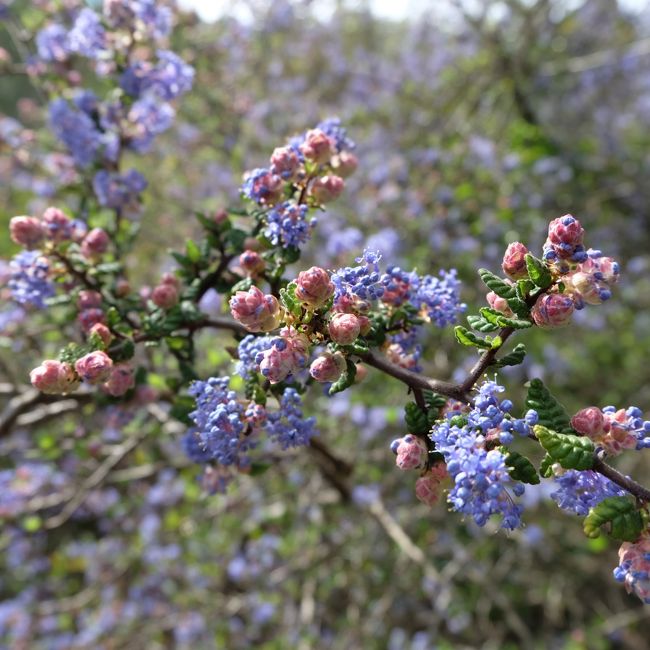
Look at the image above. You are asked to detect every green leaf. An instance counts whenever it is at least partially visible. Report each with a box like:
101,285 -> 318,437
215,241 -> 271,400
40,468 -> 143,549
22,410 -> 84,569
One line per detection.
404,402 -> 430,435
454,325 -> 491,349
186,239 -> 202,264
516,279 -> 534,301
493,343 -> 526,368
525,253 -> 553,289
506,296 -> 530,319
534,424 -> 594,471
526,378 -> 573,433
329,359 -> 357,396
249,462 -> 272,477
497,315 -> 532,329
539,453 -> 554,478
502,449 -> 540,484
478,269 -> 516,300
583,497 -> 644,542
279,282 -> 301,318
171,251 -> 191,269
466,314 -> 499,332
229,277 -> 253,297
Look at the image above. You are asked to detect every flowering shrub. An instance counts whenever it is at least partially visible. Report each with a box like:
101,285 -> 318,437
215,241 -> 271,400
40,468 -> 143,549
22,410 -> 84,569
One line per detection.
2,0 -> 650,646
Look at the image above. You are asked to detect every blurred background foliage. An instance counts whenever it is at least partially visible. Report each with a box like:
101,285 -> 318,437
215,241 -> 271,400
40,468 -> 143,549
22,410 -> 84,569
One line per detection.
1,0 -> 650,648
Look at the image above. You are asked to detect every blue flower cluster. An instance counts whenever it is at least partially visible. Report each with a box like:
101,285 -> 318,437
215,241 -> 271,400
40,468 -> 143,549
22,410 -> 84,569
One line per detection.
550,470 -> 626,515
429,381 -> 536,529
236,335 -> 274,379
264,202 -> 316,248
332,249 -> 385,302
8,251 -> 55,308
188,378 -> 255,467
127,96 -> 175,153
67,8 -> 106,59
121,51 -> 195,101
315,117 -> 356,152
93,169 -> 147,210
266,388 -> 318,449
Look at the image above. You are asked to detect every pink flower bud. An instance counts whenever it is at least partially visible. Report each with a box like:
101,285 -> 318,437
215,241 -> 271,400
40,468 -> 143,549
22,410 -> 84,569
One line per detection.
617,534 -> 650,604
115,279 -> 130,297
161,272 -> 181,288
230,286 -> 281,332
328,312 -> 361,345
393,434 -> 428,470
80,228 -> 109,258
309,352 -> 346,383
295,266 -> 334,308
270,145 -> 301,180
30,360 -> 79,394
385,343 -> 418,370
309,175 -> 345,203
245,402 -> 267,428
78,308 -> 106,333
89,322 -> 112,347
571,407 -> 605,439
239,250 -> 265,276
151,283 -> 179,310
10,216 -> 45,249
103,363 -> 135,396
501,242 -> 529,279
415,470 -> 445,506
259,345 -> 294,384
569,271 -> 609,305
531,293 -> 574,328
75,351 -> 113,384
354,363 -> 368,383
546,215 -> 584,259
299,129 -> 334,164
486,291 -> 513,316
42,206 -> 72,242
331,151 -> 358,177
214,208 -> 229,224
77,290 -> 103,310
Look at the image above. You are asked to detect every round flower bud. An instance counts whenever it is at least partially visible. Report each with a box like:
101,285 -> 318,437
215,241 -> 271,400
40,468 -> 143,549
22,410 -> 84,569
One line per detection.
309,352 -> 346,383
546,215 -> 584,259
331,151 -> 358,177
103,363 -> 135,397
230,286 -> 281,332
295,266 -> 334,308
258,345 -> 294,384
80,228 -> 109,258
569,271 -> 609,305
10,216 -> 45,249
115,279 -> 130,297
239,250 -> 265,276
309,175 -> 345,203
486,291 -> 513,316
30,360 -> 78,394
214,208 -> 229,224
501,242 -> 529,279
328,312 -> 361,345
89,322 -> 112,347
78,308 -> 106,333
571,407 -> 605,439
615,535 -> 650,604
299,129 -> 334,164
354,363 -> 368,383
77,290 -> 103,310
270,145 -> 301,180
393,434 -> 428,470
74,350 -> 113,384
151,283 -> 179,310
531,293 -> 574,329
42,206 -> 72,242
415,472 -> 444,506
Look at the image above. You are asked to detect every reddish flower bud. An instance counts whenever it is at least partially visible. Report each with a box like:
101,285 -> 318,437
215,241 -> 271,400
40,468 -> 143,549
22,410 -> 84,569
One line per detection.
239,250 -> 265,276
569,271 -> 610,305
331,151 -> 358,177
501,242 -> 529,280
214,208 -> 229,224
230,286 -> 281,332
571,407 -> 605,439
74,350 -> 113,384
415,468 -> 447,506
161,272 -> 181,288
103,363 -> 135,396
309,175 -> 345,203
270,145 -> 301,180
151,283 -> 179,310
295,266 -> 334,308
89,322 -> 112,347
42,206 -> 72,242
299,129 -> 334,164
531,293 -> 574,328
259,345 -> 295,384
617,535 -> 650,604
80,228 -> 109,258
546,215 -> 585,259
78,308 -> 106,333
354,363 -> 368,383
30,360 -> 79,394
10,216 -> 45,249
392,434 -> 428,470
328,312 -> 361,345
115,279 -> 130,297
309,352 -> 346,383
77,290 -> 103,310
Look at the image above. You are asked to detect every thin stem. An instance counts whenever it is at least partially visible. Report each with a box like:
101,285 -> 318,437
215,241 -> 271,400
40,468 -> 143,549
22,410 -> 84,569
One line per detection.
460,326 -> 515,394
593,457 -> 650,503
